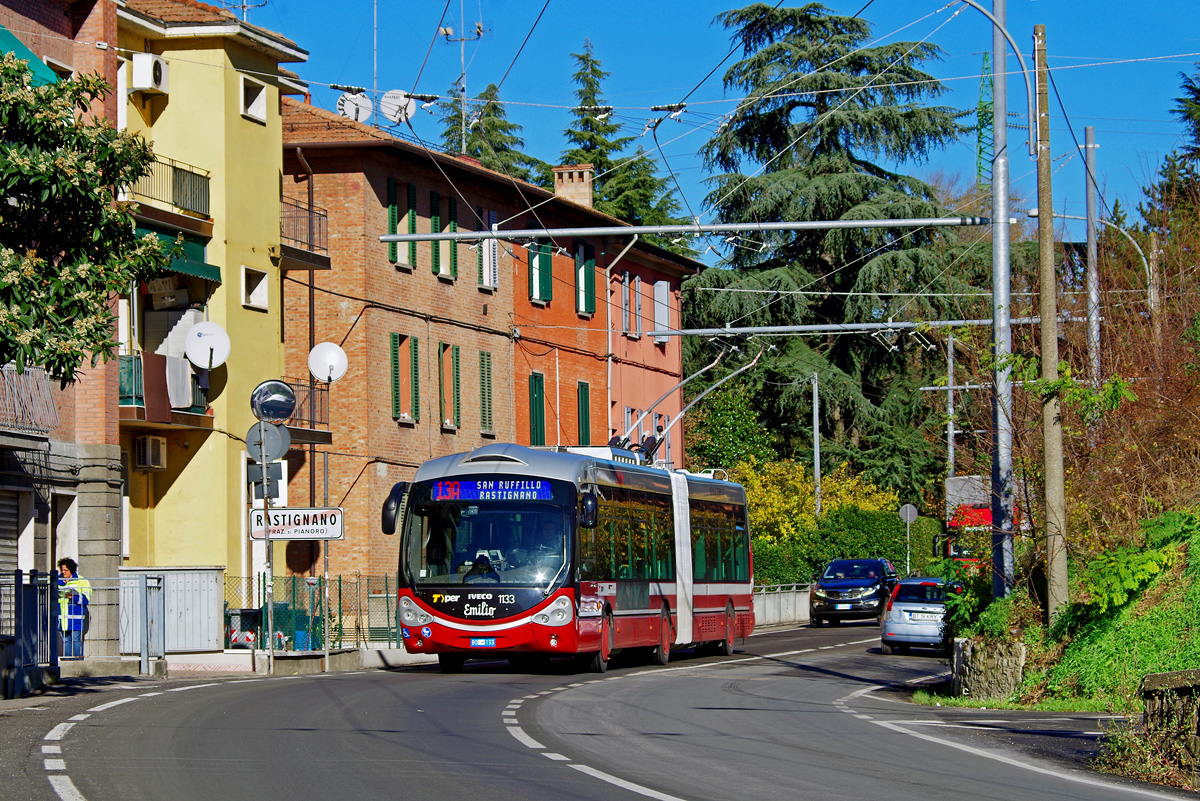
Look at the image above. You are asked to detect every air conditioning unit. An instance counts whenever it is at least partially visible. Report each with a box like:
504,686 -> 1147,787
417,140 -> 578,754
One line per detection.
133,435 -> 167,471
130,53 -> 169,94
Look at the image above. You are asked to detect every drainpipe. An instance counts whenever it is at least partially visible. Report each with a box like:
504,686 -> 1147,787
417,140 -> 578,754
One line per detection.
605,235 -> 638,442
295,149 -> 318,543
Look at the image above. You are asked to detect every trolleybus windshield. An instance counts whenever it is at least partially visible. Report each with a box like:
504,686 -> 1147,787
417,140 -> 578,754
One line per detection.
402,477 -> 574,589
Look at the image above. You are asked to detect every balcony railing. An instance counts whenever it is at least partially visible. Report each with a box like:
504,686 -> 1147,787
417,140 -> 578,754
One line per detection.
0,364 -> 58,435
119,354 -> 207,415
282,377 -> 329,429
131,156 -> 211,218
280,198 -> 328,254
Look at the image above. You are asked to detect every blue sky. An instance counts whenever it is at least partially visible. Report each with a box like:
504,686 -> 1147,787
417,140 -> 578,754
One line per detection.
248,0 -> 1198,251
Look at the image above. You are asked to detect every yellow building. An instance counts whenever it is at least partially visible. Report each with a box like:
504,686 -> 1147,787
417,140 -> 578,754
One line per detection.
115,1 -> 327,585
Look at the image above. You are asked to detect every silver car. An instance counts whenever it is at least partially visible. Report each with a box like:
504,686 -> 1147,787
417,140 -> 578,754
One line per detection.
880,578 -> 948,654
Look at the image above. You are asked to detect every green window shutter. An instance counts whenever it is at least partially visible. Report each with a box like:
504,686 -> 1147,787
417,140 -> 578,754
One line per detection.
529,373 -> 545,446
540,243 -> 553,301
389,333 -> 402,418
585,244 -> 596,314
430,191 -> 441,275
479,351 -> 493,431
577,382 -> 591,446
386,178 -> 398,263
452,345 -> 461,425
410,337 -> 420,422
448,199 -> 458,278
407,184 -> 418,266
574,243 -> 584,312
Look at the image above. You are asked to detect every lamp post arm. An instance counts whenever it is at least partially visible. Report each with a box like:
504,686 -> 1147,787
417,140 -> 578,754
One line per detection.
955,0 -> 1037,158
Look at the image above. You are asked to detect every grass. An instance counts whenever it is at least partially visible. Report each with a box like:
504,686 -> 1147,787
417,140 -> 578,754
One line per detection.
910,687 -> 1115,713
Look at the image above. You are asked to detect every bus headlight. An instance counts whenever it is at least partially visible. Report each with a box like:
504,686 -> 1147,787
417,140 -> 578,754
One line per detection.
533,596 -> 573,628
399,596 -> 432,626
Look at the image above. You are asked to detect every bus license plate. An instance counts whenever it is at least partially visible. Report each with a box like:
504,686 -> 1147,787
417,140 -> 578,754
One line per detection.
835,603 -> 851,610
470,638 -> 496,648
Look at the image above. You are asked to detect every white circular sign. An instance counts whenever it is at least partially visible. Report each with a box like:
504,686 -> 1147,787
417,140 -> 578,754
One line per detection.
308,342 -> 348,383
899,504 -> 919,524
183,321 -> 231,369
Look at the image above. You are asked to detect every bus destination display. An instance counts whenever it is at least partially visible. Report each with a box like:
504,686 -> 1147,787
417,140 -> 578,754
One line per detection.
432,479 -> 552,501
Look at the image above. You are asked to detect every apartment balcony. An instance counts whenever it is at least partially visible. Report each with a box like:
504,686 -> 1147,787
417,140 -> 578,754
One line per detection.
278,198 -> 331,271
118,353 -> 212,430
131,156 -> 211,219
279,376 -> 331,445
0,364 -> 58,441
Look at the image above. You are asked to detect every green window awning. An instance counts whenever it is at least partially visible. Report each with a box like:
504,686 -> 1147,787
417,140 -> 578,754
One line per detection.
137,227 -> 222,284
0,24 -> 59,87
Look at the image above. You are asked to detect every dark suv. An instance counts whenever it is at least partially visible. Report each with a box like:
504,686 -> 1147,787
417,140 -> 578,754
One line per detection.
809,558 -> 898,626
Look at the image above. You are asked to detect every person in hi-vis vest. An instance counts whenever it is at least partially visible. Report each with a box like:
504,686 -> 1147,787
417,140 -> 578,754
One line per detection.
57,558 -> 91,659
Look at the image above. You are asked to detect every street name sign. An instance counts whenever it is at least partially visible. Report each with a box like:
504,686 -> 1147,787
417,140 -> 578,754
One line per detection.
249,507 -> 344,540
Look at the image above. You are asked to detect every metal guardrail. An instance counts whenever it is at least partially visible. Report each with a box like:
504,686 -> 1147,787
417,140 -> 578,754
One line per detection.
0,364 -> 58,435
280,197 -> 328,253
131,155 -> 211,217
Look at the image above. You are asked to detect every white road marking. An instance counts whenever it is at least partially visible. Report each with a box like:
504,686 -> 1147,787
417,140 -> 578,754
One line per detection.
138,692 -> 162,697
88,698 -> 137,712
44,723 -> 74,741
166,683 -> 219,692
47,775 -> 86,801
42,746 -> 61,754
506,724 -> 545,750
68,715 -> 89,722
543,753 -> 570,761
44,759 -> 66,771
872,718 -> 1182,799
502,710 -> 517,717
568,764 -> 689,801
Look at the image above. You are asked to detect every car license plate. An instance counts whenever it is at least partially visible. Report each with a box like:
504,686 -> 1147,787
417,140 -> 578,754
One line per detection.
469,638 -> 496,647
910,613 -> 941,621
835,603 -> 851,610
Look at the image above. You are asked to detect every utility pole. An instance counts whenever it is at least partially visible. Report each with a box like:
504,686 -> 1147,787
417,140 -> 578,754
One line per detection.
1085,126 -> 1101,387
813,373 -> 821,518
1035,25 -> 1069,623
990,0 -> 1016,600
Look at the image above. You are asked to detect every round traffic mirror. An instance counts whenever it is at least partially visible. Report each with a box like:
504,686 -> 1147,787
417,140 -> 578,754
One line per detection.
250,380 -> 296,424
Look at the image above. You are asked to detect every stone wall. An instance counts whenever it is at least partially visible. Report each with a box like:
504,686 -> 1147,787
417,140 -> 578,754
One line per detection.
951,638 -> 1026,699
1141,668 -> 1200,786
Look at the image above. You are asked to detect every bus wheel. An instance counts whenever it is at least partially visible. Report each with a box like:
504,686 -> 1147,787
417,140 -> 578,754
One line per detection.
651,607 -> 672,666
438,653 -> 464,673
587,612 -> 613,673
715,605 -> 735,657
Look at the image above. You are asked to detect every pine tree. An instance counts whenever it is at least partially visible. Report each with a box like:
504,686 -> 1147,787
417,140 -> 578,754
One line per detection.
438,82 -> 548,186
685,2 -> 971,493
560,42 -> 696,256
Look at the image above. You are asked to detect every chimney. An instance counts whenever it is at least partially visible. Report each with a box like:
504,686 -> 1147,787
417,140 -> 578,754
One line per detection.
552,164 -> 594,208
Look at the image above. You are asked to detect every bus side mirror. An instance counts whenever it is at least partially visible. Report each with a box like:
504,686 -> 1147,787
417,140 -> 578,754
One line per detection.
580,492 -> 598,528
381,481 -> 410,535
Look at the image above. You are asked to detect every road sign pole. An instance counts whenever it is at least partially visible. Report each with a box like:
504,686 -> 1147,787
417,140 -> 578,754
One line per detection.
259,421 -> 275,676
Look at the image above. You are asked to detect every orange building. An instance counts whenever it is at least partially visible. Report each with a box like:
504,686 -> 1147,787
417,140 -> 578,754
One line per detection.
281,98 -> 701,576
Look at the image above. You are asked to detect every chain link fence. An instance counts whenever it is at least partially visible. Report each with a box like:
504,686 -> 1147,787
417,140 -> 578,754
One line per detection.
223,575 -> 400,651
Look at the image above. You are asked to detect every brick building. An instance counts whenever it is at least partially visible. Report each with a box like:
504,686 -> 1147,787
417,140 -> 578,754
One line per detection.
281,98 -> 700,577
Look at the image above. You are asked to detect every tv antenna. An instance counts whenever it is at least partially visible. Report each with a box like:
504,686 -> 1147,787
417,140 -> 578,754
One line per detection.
440,11 -> 486,154
216,0 -> 267,21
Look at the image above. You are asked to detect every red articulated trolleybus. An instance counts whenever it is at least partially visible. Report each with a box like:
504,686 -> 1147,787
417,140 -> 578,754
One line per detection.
381,443 -> 755,673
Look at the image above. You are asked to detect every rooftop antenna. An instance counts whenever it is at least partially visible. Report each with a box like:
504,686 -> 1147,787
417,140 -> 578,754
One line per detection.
440,3 -> 485,154
217,0 -> 267,21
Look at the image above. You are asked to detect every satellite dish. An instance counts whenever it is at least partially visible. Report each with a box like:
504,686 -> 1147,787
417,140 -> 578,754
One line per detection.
308,342 -> 349,383
380,90 -> 415,124
336,92 -> 373,122
250,380 -> 297,424
183,321 -> 231,369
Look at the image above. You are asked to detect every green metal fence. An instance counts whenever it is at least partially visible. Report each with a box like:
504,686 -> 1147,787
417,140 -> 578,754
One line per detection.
223,575 -> 400,651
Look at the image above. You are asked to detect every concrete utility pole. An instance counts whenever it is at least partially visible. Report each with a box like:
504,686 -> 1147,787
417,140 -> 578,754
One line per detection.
1035,25 -> 1069,623
1085,126 -> 1101,387
812,373 -> 821,517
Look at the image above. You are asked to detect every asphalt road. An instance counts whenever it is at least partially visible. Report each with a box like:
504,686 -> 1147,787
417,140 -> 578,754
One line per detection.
0,623 -> 1189,801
